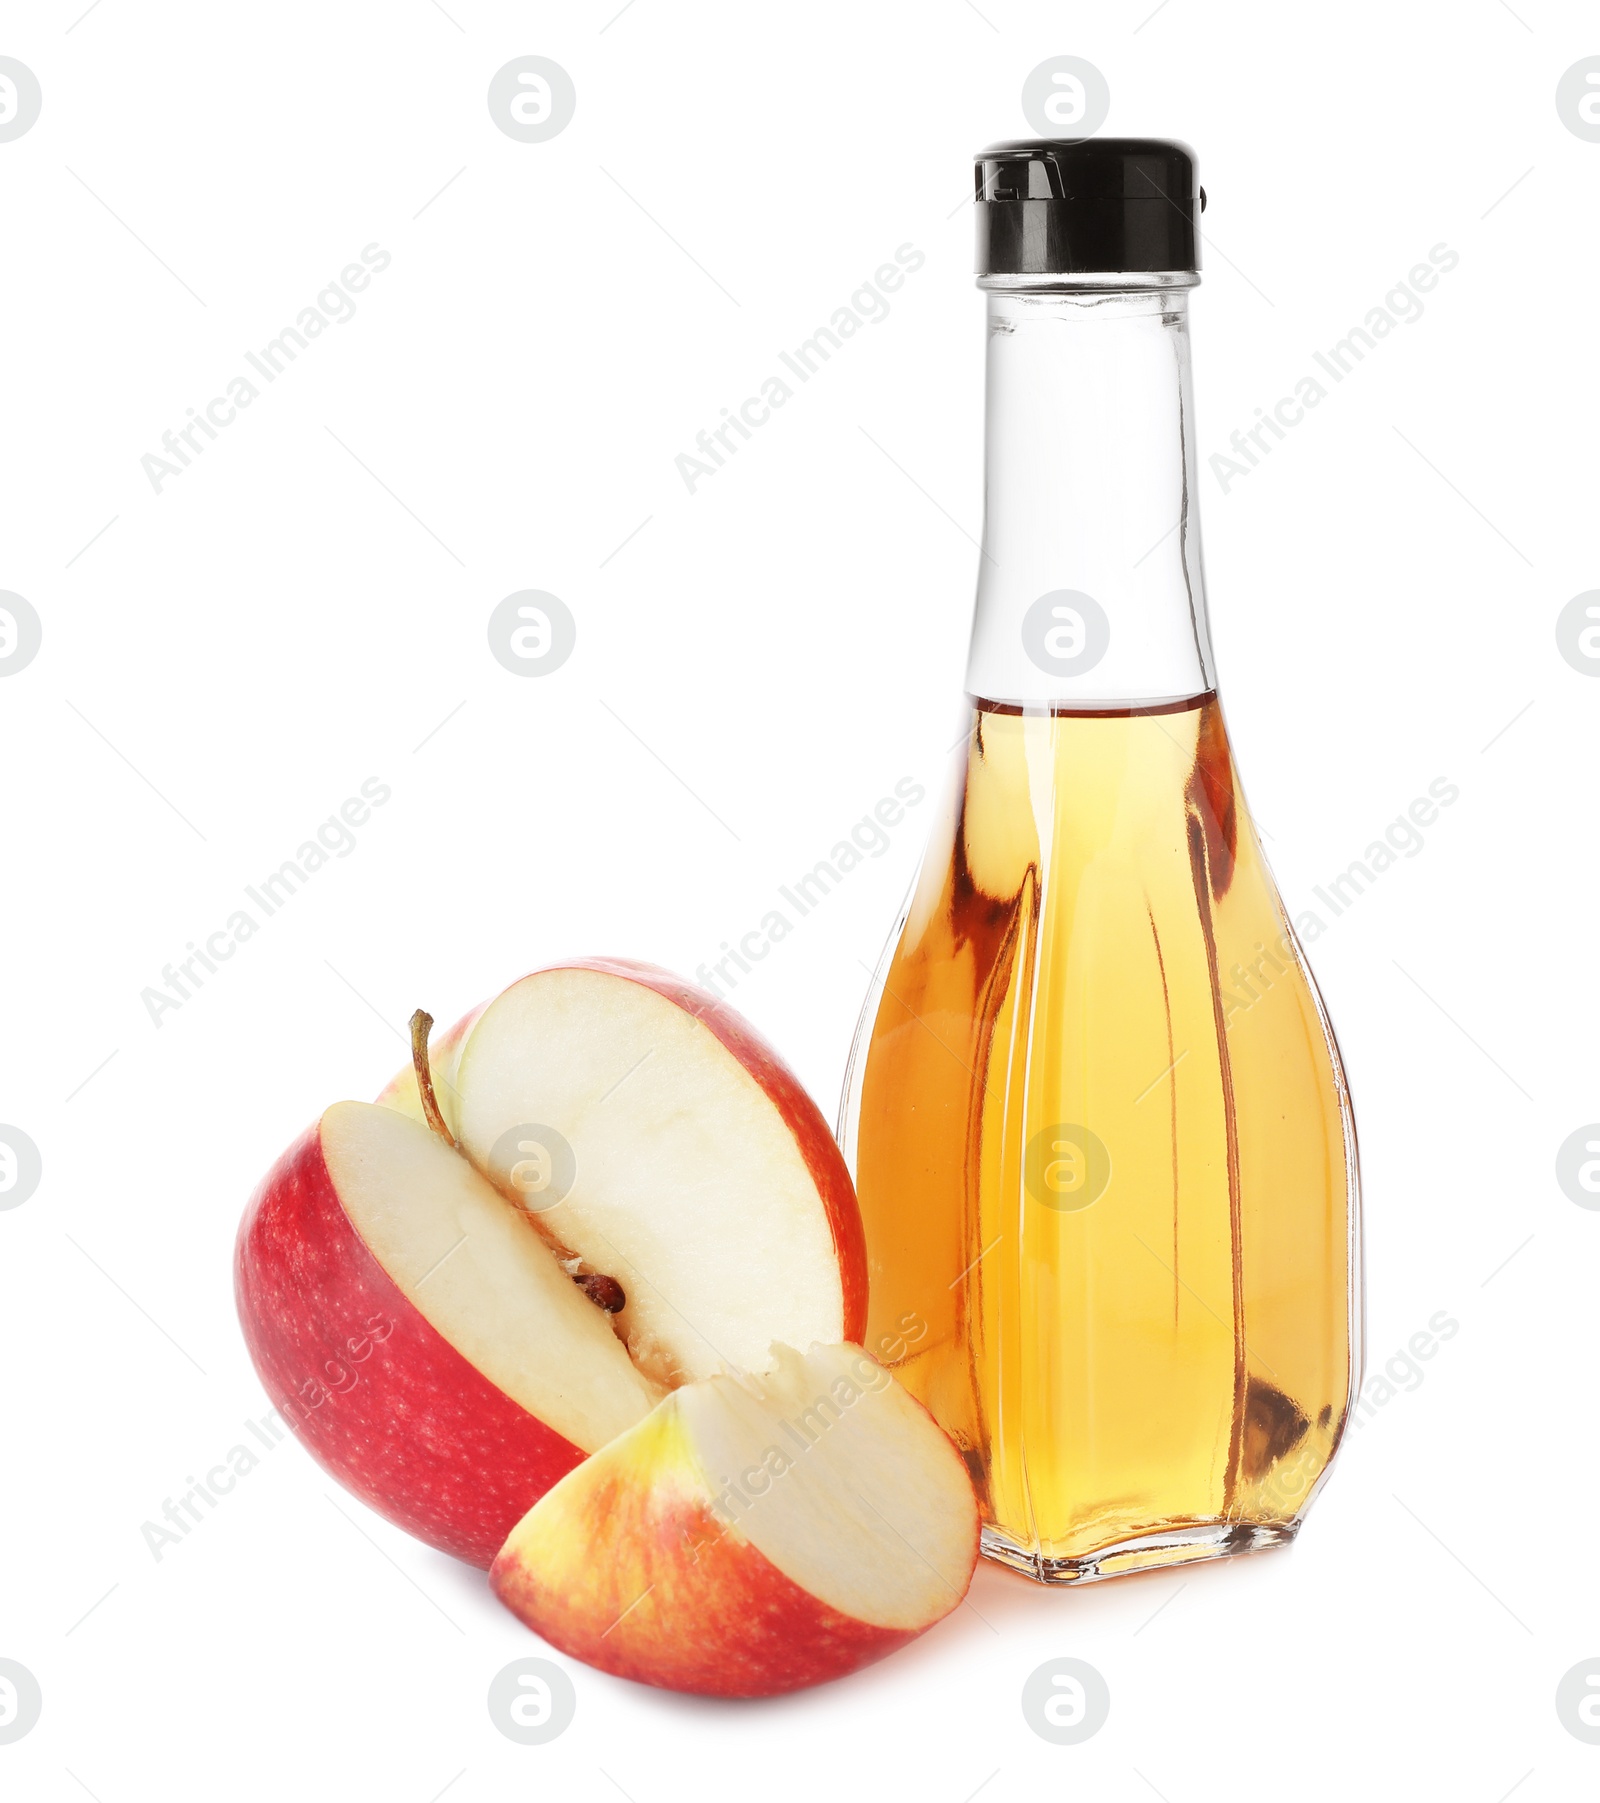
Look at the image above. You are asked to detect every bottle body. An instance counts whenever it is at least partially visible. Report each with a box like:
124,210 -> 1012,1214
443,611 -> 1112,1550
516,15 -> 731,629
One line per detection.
841,281 -> 1359,1582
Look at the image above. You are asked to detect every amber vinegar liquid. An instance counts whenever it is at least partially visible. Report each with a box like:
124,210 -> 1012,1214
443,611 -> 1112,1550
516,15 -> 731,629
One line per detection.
846,692 -> 1357,1580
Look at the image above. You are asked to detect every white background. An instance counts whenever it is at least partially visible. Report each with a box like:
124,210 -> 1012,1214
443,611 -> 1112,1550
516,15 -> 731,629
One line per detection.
2,1 -> 1597,1797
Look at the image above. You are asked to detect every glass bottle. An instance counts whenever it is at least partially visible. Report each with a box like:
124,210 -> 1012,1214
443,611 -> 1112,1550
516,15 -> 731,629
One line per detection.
841,139 -> 1361,1584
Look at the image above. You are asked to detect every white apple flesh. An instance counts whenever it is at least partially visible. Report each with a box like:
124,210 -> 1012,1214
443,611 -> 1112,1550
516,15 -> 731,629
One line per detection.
448,960 -> 865,1388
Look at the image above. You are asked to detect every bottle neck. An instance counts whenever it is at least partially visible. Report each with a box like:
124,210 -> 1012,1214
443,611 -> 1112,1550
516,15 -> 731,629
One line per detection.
964,282 -> 1215,711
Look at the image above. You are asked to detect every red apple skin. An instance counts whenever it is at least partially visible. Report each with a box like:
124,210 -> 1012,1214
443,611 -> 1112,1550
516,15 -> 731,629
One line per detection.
234,1120 -> 587,1568
490,1407 -> 922,1698
555,958 -> 870,1344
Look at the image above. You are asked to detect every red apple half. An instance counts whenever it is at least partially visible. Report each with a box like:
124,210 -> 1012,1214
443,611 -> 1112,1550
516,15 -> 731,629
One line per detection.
235,961 -> 867,1567
491,1343 -> 981,1697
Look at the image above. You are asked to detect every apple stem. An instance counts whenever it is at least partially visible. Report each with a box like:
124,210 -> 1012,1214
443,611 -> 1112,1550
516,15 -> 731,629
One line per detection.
409,1009 -> 457,1149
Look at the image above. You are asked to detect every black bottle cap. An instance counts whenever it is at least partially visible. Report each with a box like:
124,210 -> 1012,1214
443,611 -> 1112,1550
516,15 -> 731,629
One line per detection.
975,137 -> 1203,278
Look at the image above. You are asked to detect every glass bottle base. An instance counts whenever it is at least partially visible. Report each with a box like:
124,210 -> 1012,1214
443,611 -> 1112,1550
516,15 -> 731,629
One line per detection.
980,1518 -> 1299,1585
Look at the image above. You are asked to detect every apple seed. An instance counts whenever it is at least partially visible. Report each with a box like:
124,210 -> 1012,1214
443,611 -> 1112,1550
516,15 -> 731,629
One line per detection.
573,1272 -> 627,1313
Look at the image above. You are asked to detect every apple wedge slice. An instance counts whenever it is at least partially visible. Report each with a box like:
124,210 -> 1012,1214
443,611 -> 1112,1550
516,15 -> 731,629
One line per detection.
490,1343 -> 981,1698
236,1101 -> 664,1567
